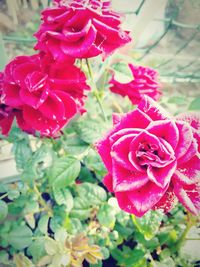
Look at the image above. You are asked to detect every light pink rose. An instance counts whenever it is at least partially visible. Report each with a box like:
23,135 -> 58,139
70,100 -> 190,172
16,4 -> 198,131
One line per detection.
96,96 -> 200,217
109,64 -> 161,105
34,0 -> 131,60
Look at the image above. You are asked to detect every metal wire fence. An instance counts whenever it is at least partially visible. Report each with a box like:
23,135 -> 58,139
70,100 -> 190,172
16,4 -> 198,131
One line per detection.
0,0 -> 200,86
120,0 -> 200,84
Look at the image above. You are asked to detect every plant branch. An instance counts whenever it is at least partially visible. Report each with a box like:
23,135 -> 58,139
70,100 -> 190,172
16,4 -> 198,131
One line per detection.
86,59 -> 107,122
175,213 -> 196,251
33,184 -> 53,216
0,193 -> 8,200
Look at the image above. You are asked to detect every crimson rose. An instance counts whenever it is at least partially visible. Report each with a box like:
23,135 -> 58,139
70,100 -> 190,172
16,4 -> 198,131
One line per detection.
34,0 -> 131,60
1,54 -> 89,136
96,96 -> 200,217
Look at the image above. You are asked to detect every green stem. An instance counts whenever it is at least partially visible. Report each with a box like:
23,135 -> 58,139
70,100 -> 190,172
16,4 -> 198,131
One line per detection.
185,237 -> 200,241
3,36 -> 35,43
175,213 -> 195,251
86,59 -> 93,81
85,59 -> 107,122
33,184 -> 53,216
0,193 -> 8,200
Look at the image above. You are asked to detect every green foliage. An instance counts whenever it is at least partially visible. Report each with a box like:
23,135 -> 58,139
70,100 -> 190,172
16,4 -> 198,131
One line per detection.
132,210 -> 163,240
111,246 -> 145,267
97,203 -> 116,229
48,156 -> 81,189
8,225 -> 33,250
0,200 -> 8,221
189,97 -> 200,110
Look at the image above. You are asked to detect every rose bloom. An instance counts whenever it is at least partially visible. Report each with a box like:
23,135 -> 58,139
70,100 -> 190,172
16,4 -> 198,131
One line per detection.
34,0 -> 131,60
1,54 -> 89,136
0,72 -> 30,135
96,96 -> 200,217
109,64 -> 161,105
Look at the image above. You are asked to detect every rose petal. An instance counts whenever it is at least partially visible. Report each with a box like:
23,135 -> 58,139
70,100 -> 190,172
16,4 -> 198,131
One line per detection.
111,133 -> 139,170
95,134 -> 112,172
147,160 -> 177,188
61,25 -> 97,58
175,121 -> 193,159
173,179 -> 200,216
175,155 -> 200,185
103,173 -> 114,192
38,92 -> 66,120
116,181 -> 167,217
147,120 -> 179,150
4,83 -> 23,107
112,161 -> 149,192
114,108 -> 152,131
138,96 -> 170,121
153,184 -> 177,213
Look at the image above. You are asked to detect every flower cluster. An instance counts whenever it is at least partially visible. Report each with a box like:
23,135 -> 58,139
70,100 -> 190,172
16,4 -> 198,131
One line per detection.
1,0 -> 199,218
96,96 -> 200,217
0,0 -> 131,137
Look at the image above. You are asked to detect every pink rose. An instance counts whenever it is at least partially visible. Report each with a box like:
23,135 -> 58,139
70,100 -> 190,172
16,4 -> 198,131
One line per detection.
109,64 -> 161,105
34,0 -> 131,60
1,54 -> 89,136
96,96 -> 200,217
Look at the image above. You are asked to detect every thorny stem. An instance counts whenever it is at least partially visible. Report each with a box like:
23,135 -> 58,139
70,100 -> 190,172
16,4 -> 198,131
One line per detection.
85,59 -> 107,122
33,184 -> 53,216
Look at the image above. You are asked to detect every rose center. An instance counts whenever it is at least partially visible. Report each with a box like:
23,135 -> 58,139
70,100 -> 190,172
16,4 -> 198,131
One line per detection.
136,142 -> 162,167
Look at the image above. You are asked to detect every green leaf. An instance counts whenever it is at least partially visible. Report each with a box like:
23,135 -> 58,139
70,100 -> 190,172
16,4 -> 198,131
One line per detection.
78,166 -> 96,183
7,189 -> 20,200
97,204 -> 116,229
168,96 -> 186,105
8,225 -> 33,250
14,253 -> 34,267
38,215 -> 49,234
132,210 -> 163,240
67,218 -> 83,235
189,97 -> 200,110
48,156 -> 81,189
73,119 -> 109,144
71,183 -> 107,220
90,261 -> 103,267
64,134 -> 89,155
0,200 -> 8,221
27,239 -> 46,264
111,246 -> 145,267
53,187 -> 73,211
22,144 -> 52,183
24,201 -> 39,214
84,149 -> 107,177
154,257 -> 175,267
45,238 -> 58,255
13,140 -> 32,171
112,62 -> 133,83
76,182 -> 107,205
0,251 -> 9,264
71,197 -> 91,220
